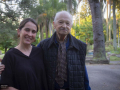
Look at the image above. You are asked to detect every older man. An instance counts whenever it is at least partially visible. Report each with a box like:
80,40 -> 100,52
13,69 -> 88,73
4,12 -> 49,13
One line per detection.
37,11 -> 91,90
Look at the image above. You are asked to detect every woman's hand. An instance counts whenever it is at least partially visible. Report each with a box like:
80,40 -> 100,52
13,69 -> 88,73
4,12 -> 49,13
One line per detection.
1,87 -> 18,90
0,58 -> 5,74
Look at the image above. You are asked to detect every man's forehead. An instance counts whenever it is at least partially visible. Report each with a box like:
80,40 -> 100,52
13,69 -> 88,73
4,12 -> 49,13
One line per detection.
57,18 -> 71,22
56,13 -> 71,21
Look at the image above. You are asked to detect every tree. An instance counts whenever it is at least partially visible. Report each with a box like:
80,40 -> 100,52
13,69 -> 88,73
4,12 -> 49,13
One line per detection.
108,0 -> 112,41
73,0 -> 93,44
113,0 -> 117,50
100,0 -> 106,22
64,0 -> 78,14
76,15 -> 93,44
0,0 -> 20,53
88,0 -> 108,63
80,0 -> 91,19
116,4 -> 120,47
106,0 -> 109,41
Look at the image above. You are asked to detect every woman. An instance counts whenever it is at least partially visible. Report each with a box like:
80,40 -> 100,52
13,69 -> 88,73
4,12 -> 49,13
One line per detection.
0,18 -> 48,90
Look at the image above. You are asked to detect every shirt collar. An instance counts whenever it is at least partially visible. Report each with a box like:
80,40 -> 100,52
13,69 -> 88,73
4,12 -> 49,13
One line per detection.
48,32 -> 80,51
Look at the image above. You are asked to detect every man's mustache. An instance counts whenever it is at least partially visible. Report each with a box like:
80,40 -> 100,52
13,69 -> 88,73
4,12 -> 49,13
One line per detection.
60,28 -> 68,31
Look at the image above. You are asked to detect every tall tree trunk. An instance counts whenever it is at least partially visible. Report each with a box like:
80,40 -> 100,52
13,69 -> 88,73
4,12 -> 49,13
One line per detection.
113,0 -> 117,50
108,0 -> 111,41
40,23 -> 44,40
100,0 -> 104,21
5,47 -> 7,53
106,1 -> 109,41
49,19 -> 53,37
45,19 -> 49,38
67,0 -> 72,13
117,24 -> 119,47
109,25 -> 111,40
88,0 -> 107,61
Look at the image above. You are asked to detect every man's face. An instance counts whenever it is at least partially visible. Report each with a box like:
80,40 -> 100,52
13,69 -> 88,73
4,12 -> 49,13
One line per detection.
53,13 -> 72,37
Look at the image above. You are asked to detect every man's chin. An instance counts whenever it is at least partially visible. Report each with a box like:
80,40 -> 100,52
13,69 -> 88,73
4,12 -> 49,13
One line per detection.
59,32 -> 69,35
59,33 -> 67,37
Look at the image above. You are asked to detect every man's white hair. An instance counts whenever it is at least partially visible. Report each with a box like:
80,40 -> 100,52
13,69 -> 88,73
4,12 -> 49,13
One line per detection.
54,11 -> 73,24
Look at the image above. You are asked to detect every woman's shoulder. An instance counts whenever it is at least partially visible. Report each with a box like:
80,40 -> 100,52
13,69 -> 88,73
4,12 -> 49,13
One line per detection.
5,48 -> 15,55
2,48 -> 16,63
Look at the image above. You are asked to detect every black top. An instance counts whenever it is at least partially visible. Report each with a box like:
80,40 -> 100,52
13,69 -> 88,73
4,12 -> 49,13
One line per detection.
0,46 -> 48,90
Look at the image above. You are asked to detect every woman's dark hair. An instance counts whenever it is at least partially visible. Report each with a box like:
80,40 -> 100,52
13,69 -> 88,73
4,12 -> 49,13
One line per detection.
19,18 -> 38,32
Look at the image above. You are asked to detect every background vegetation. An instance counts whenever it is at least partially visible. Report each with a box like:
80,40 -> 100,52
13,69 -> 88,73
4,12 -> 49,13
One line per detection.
0,0 -> 120,61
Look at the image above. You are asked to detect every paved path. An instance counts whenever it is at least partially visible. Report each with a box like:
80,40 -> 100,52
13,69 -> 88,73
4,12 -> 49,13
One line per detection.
110,61 -> 120,65
86,64 -> 120,90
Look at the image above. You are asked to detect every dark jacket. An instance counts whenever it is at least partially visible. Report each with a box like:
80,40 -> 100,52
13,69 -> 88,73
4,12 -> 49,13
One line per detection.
38,32 -> 87,90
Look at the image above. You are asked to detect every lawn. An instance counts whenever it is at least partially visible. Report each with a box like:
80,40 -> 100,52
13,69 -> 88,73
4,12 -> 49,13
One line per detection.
110,56 -> 120,61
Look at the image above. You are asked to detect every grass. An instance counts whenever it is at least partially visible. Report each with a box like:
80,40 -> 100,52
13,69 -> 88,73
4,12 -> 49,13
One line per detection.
0,54 -> 4,59
87,44 -> 120,61
110,56 -> 120,61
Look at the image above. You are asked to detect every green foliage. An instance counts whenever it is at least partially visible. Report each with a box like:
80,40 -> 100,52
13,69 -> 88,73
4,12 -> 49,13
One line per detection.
80,0 -> 91,19
105,45 -> 114,52
32,31 -> 41,46
105,43 -> 120,54
0,1 -> 20,52
110,56 -> 120,61
111,47 -> 120,54
72,15 -> 93,44
70,0 -> 93,44
26,0 -> 66,20
116,0 -> 120,10
18,0 -> 38,18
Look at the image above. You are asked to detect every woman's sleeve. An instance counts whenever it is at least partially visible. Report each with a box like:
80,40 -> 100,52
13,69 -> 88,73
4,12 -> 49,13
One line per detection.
0,52 -> 14,87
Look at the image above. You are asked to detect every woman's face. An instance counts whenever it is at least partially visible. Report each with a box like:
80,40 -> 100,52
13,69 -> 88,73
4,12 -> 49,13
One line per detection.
18,21 -> 37,45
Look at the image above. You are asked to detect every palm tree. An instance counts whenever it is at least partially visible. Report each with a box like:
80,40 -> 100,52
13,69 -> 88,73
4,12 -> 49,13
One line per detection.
88,0 -> 108,63
113,0 -> 117,50
108,0 -> 111,41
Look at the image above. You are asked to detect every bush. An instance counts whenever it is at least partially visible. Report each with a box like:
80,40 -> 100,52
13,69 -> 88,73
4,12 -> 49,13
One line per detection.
105,45 -> 114,52
105,40 -> 113,46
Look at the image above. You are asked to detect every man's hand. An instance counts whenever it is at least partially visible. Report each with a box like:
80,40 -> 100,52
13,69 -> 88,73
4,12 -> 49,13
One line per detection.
0,58 -> 5,75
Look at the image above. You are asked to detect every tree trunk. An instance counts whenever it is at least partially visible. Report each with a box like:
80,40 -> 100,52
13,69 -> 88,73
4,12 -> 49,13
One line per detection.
45,19 -> 49,38
109,25 -> 111,41
113,0 -> 117,50
118,24 -> 119,47
40,23 -> 44,40
108,0 -> 111,41
49,19 -> 53,37
67,0 -> 72,13
5,47 -> 7,53
88,0 -> 107,61
106,1 -> 109,41
100,0 -> 104,22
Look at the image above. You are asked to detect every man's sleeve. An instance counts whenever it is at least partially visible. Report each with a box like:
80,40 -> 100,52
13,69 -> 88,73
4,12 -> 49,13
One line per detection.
84,66 -> 91,90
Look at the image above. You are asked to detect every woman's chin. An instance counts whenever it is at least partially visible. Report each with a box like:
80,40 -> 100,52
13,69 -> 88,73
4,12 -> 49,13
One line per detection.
23,41 -> 32,45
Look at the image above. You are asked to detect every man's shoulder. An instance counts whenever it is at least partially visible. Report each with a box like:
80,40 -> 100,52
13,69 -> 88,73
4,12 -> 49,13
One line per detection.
77,39 -> 86,45
40,38 -> 51,44
38,38 -> 52,48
